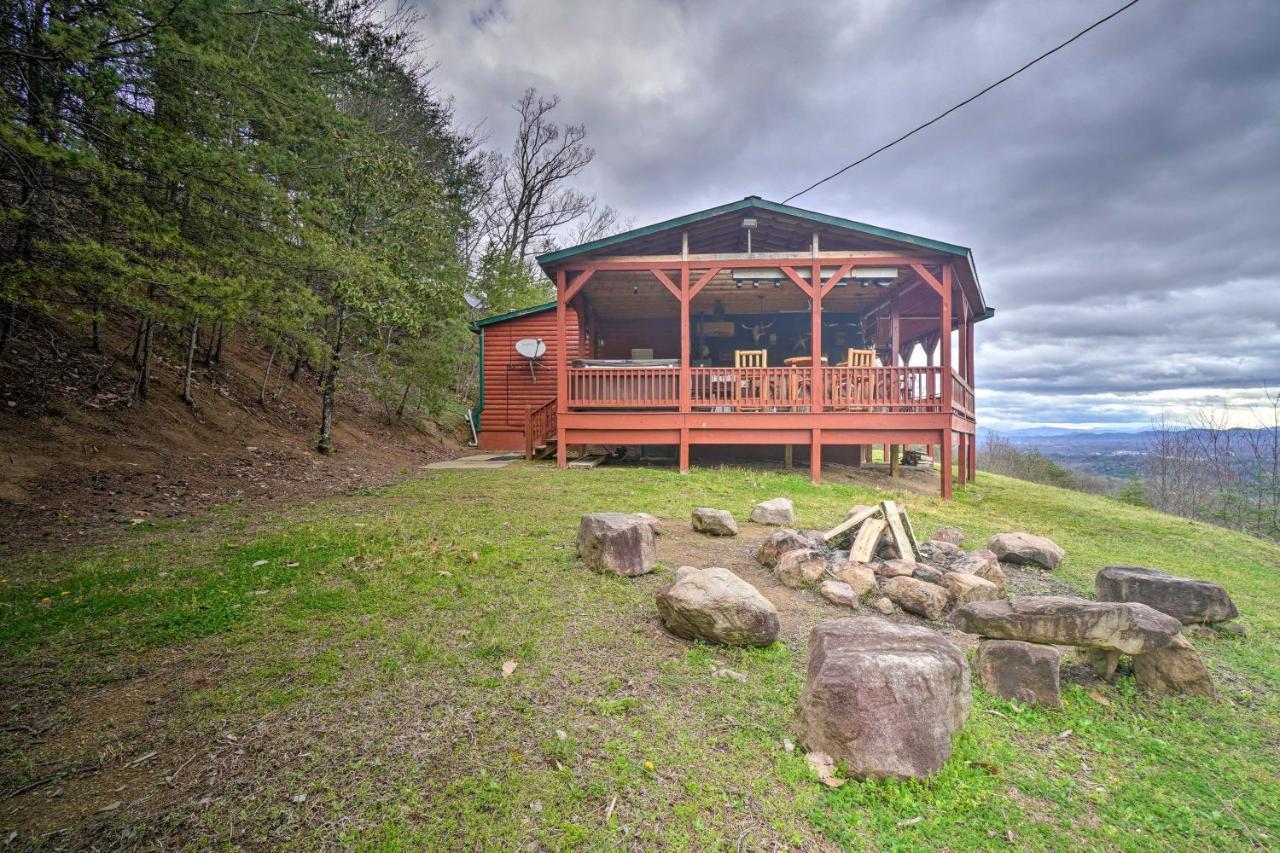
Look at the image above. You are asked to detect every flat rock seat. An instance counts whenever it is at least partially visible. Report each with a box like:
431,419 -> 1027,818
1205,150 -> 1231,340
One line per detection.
1095,565 -> 1238,625
797,617 -> 971,780
949,595 -> 1181,655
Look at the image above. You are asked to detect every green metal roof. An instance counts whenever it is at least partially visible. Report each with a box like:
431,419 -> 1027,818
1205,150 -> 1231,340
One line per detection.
535,196 -> 973,266
468,300 -> 556,332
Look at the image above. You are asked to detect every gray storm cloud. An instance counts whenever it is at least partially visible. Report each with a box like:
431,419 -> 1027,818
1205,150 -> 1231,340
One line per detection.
411,0 -> 1280,429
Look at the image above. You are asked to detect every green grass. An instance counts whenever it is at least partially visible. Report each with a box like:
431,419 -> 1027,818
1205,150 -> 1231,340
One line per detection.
2,465 -> 1278,849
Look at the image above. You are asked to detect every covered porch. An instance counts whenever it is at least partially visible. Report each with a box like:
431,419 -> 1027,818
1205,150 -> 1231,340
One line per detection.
535,197 -> 989,498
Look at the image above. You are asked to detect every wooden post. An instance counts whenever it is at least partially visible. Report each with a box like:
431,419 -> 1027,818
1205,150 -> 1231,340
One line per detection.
962,311 -> 972,479
555,268 -> 568,468
679,263 -> 691,414
811,427 -> 822,484
957,431 -> 967,487
784,444 -> 793,468
679,262 -> 691,475
939,264 -> 953,500
889,300 -> 901,477
810,256 -> 823,413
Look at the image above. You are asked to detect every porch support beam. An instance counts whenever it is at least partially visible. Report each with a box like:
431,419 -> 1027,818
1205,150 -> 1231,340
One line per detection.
939,263 -> 954,500
889,299 -> 901,478
689,265 -> 723,299
810,258 -> 824,414
650,268 -> 681,300
779,265 -> 814,299
679,263 -> 691,416
563,268 -> 596,302
811,428 -> 822,485
556,269 -> 569,469
911,263 -> 944,297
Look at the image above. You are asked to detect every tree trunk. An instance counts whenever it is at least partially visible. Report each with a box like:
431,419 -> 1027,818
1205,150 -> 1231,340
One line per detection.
203,320 -> 217,366
90,304 -> 101,354
182,317 -> 200,406
135,317 -> 154,400
259,344 -> 277,406
0,301 -> 14,360
212,322 -> 225,363
395,382 -> 411,419
317,304 -> 346,454
132,316 -> 146,368
290,349 -> 305,381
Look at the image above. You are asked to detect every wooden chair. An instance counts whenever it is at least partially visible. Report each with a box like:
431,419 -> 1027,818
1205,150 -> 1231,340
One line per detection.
841,348 -> 875,367
834,349 -> 876,409
734,350 -> 768,410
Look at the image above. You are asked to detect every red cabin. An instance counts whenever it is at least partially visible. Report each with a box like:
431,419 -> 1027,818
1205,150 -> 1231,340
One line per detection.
470,197 -> 992,498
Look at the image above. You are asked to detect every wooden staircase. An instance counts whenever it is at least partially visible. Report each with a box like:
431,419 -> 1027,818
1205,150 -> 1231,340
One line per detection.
523,399 -> 558,461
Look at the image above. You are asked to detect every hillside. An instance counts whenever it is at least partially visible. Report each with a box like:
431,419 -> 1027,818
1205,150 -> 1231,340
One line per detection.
2,464 -> 1277,847
0,312 -> 461,555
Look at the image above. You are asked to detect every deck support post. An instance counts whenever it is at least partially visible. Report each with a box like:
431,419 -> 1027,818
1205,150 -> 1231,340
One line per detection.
810,255 -> 823,414
783,444 -> 793,468
957,432 -> 967,487
810,428 -> 822,484
679,263 -> 691,415
967,313 -> 977,481
555,268 -> 568,469
679,427 -> 689,474
889,300 -> 901,478
939,263 -> 954,500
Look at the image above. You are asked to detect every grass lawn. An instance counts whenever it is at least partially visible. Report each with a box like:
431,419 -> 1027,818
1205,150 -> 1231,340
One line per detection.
2,464 -> 1279,849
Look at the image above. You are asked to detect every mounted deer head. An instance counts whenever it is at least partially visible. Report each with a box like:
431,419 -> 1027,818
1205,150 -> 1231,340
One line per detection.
740,320 -> 774,343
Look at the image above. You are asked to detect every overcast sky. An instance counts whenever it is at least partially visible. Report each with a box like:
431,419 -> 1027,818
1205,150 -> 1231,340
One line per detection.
411,0 -> 1280,431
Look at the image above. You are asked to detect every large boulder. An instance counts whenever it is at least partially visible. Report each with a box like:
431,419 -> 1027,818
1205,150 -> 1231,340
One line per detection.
988,533 -> 1064,569
834,563 -> 879,602
882,576 -> 951,621
776,548 -> 826,588
949,549 -> 1007,591
939,571 -> 1002,605
1132,634 -> 1214,696
1095,565 -> 1238,625
756,529 -> 814,568
932,526 -> 965,546
656,567 -> 779,647
692,507 -> 739,536
750,497 -> 795,526
796,618 -> 971,780
975,640 -> 1062,708
919,539 -> 965,568
950,596 -> 1182,655
577,513 -> 657,576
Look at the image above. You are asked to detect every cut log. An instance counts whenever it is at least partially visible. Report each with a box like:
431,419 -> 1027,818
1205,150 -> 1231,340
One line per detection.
899,507 -> 921,559
823,505 -> 882,544
880,500 -> 916,564
849,517 -> 888,562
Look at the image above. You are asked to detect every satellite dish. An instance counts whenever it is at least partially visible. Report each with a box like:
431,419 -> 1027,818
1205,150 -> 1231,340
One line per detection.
514,337 -> 547,381
515,338 -> 546,359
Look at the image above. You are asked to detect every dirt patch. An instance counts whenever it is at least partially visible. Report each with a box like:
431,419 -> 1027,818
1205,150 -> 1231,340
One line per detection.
0,312 -> 462,557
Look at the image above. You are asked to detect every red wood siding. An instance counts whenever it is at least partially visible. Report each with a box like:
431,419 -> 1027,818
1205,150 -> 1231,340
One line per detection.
478,308 -> 580,450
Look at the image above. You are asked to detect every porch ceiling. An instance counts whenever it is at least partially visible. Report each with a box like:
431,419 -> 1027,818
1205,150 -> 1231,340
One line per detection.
574,265 -> 937,321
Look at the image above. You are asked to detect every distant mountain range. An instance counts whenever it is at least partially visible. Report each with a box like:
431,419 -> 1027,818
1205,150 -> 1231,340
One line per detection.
978,426 -> 1146,440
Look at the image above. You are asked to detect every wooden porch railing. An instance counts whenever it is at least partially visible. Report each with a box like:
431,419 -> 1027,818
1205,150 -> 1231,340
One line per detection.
951,370 -> 975,419
524,398 -> 557,460
566,366 -> 680,408
823,366 -> 943,412
564,365 -> 963,414
690,366 -> 810,410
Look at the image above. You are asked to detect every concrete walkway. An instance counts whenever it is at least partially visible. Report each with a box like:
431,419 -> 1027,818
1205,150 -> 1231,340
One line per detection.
423,453 -> 522,470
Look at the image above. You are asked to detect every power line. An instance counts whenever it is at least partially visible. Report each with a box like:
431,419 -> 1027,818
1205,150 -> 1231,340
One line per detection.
782,0 -> 1143,204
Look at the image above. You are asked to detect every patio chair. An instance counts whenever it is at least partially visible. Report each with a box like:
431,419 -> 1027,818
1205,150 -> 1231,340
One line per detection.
734,349 -> 768,410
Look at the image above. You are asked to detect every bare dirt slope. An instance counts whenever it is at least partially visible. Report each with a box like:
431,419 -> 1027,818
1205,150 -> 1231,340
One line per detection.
0,313 -> 460,555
